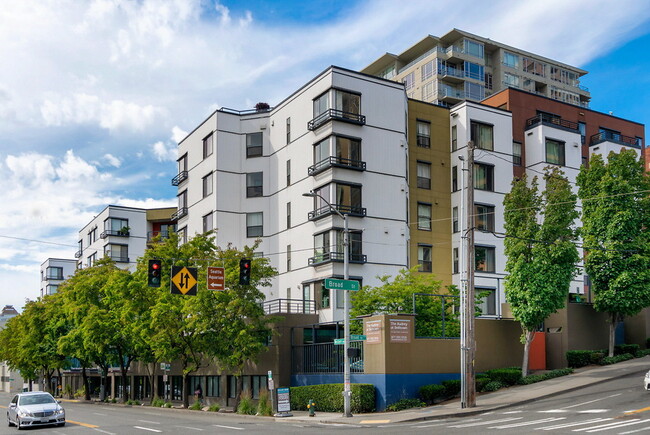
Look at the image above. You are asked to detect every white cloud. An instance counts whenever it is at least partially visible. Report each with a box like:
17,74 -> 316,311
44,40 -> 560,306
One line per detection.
152,140 -> 177,162
103,153 -> 121,167
171,126 -> 187,144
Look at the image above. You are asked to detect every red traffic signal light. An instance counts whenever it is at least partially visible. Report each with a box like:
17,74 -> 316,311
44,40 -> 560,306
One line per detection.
148,259 -> 162,287
239,259 -> 251,285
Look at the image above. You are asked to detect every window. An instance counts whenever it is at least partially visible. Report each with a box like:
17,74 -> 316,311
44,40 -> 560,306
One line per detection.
503,51 -> 519,68
421,60 -> 435,80
451,125 -> 457,151
206,376 -> 220,397
464,61 -> 484,81
104,244 -> 128,263
578,122 -> 586,145
403,72 -> 415,90
475,246 -> 495,272
313,92 -> 329,117
88,227 -> 97,245
335,89 -> 361,117
286,117 -> 291,144
202,172 -> 213,198
178,153 -> 187,172
418,245 -> 432,272
523,58 -> 546,77
104,218 -> 129,236
504,72 -> 519,87
246,212 -> 263,238
228,376 -> 237,399
177,227 -> 187,245
286,202 -> 291,229
452,207 -> 459,233
417,203 -> 432,230
453,248 -> 459,274
335,229 -> 363,260
513,142 -> 522,166
287,245 -> 291,271
475,204 -> 495,232
335,183 -> 362,213
464,39 -> 484,59
471,121 -> 493,151
178,190 -> 187,209
336,136 -> 361,164
464,82 -> 484,100
246,132 -> 263,157
321,285 -> 330,309
46,266 -> 63,280
452,166 -> 458,192
421,81 -> 435,100
246,172 -> 263,197
474,163 -> 494,191
477,288 -> 496,315
416,120 -> 431,148
303,284 -> 311,312
202,212 -> 213,233
484,72 -> 493,90
203,133 -> 213,158
286,159 -> 291,186
417,161 -> 431,189
313,232 -> 329,263
545,138 -> 565,166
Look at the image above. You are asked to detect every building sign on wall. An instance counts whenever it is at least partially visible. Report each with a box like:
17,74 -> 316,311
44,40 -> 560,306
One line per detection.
365,319 -> 383,344
389,318 -> 412,343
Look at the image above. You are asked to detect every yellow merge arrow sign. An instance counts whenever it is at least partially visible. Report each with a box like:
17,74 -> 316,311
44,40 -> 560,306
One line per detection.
171,266 -> 198,296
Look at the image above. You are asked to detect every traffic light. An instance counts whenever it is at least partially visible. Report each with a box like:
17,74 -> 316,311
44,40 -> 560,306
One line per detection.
148,259 -> 162,287
239,258 -> 251,285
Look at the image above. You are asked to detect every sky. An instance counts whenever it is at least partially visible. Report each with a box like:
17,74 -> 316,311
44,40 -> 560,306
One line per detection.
1,0 -> 649,312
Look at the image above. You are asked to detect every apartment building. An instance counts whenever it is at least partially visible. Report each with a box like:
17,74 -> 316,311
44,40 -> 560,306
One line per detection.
0,305 -> 21,393
175,66 -> 409,323
75,205 -> 176,271
362,29 -> 590,108
40,258 -> 77,297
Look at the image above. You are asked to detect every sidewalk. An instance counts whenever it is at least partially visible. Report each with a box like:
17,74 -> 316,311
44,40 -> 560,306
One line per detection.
278,356 -> 650,425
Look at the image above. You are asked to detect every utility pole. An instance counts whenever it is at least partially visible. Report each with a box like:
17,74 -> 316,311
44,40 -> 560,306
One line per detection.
461,140 -> 476,408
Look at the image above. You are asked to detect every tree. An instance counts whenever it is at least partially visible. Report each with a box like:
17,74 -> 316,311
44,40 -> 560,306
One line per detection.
503,168 -> 579,376
577,150 -> 650,357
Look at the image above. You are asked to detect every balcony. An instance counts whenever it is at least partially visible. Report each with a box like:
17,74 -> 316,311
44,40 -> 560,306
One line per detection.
171,171 -> 188,186
108,255 -> 129,263
171,207 -> 188,221
261,298 -> 316,315
308,204 -> 366,221
74,249 -> 82,258
590,131 -> 640,148
525,114 -> 579,132
308,251 -> 367,266
100,229 -> 130,239
308,109 -> 366,131
438,66 -> 464,83
308,156 -> 366,176
45,274 -> 64,281
147,231 -> 172,243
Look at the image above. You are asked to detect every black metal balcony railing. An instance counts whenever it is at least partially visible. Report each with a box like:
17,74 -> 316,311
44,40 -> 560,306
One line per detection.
74,249 -> 82,258
308,251 -> 367,266
308,156 -> 366,176
292,341 -> 364,374
45,274 -> 64,281
307,204 -> 366,221
525,113 -> 579,132
147,231 -> 172,242
589,131 -> 640,148
307,109 -> 366,131
109,255 -> 129,263
99,230 -> 130,239
171,207 -> 188,221
261,298 -> 316,315
171,171 -> 188,186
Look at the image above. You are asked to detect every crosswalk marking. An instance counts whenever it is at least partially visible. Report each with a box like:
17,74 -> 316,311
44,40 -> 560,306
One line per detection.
564,394 -> 621,409
448,417 -> 523,428
619,423 -> 650,434
535,418 -> 612,430
571,418 -> 642,432
490,417 -> 565,429
582,419 -> 648,433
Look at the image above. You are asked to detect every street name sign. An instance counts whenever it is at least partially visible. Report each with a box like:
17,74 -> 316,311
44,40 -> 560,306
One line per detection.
171,266 -> 198,295
334,338 -> 345,345
207,267 -> 225,291
350,334 -> 366,341
324,278 -> 359,291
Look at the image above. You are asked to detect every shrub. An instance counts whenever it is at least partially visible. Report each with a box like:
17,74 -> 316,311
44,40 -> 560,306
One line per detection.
484,368 -> 522,386
110,398 -> 117,403
290,384 -> 375,413
237,390 -> 255,415
481,381 -> 504,392
189,401 -> 202,411
637,349 -> 650,357
164,402 -> 172,408
386,398 -> 425,412
589,351 -> 605,365
518,368 -> 574,385
476,375 -> 491,392
442,379 -> 461,397
208,404 -> 220,412
418,384 -> 446,405
125,399 -> 141,406
566,350 -> 594,368
646,337 -> 650,349
151,398 -> 165,408
601,353 -> 634,365
615,344 -> 640,356
257,389 -> 273,416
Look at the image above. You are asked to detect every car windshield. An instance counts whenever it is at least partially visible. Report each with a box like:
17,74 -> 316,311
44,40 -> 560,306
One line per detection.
19,395 -> 56,405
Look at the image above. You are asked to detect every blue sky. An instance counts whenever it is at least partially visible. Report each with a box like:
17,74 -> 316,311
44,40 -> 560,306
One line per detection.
1,0 -> 649,311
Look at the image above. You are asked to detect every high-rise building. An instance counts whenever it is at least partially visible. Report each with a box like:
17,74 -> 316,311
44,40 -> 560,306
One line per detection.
361,29 -> 590,108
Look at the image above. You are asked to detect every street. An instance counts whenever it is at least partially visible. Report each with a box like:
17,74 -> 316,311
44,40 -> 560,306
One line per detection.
2,374 -> 650,434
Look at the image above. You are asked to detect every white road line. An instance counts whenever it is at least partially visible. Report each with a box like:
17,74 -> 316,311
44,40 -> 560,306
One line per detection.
175,426 -> 204,431
578,409 -> 609,414
448,417 -> 523,427
619,423 -> 650,434
583,419 -> 648,433
93,412 -> 107,416
138,420 -> 161,424
572,419 -> 641,432
213,424 -> 245,430
93,429 -> 117,435
413,422 -> 452,428
535,418 -> 612,430
564,394 -> 621,409
134,426 -> 162,433
503,410 -> 524,414
490,417 -> 565,429
539,409 -> 568,413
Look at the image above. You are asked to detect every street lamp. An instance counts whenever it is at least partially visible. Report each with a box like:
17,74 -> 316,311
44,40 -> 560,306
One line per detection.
303,190 -> 352,418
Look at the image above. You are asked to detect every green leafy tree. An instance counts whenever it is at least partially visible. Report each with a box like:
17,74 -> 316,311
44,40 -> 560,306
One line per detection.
504,168 -> 579,376
577,150 -> 650,357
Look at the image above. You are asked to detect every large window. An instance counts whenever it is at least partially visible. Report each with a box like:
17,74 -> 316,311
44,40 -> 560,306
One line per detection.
312,229 -> 363,264
202,172 -> 213,198
523,58 -> 546,77
421,60 -> 435,80
403,72 -> 415,90
464,82 -> 484,100
203,133 -> 213,158
417,203 -> 432,230
246,132 -> 263,157
503,51 -> 519,68
546,138 -> 565,166
416,121 -> 431,148
513,142 -> 522,165
464,61 -> 484,80
418,245 -> 432,273
504,72 -> 520,87
335,183 -> 362,213
313,89 -> 361,119
464,39 -> 484,59
475,204 -> 495,232
474,163 -> 494,191
417,161 -> 431,189
104,244 -> 128,263
246,212 -> 263,238
46,266 -> 63,280
475,246 -> 495,272
202,212 -> 213,233
310,183 -> 364,219
104,217 -> 129,236
246,172 -> 263,197
477,287 -> 496,315
471,121 -> 493,151
206,376 -> 220,397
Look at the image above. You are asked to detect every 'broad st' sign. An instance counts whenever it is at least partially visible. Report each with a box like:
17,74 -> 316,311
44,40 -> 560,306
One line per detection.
324,278 -> 359,291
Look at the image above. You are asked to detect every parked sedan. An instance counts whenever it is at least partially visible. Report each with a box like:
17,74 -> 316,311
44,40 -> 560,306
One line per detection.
6,391 -> 65,429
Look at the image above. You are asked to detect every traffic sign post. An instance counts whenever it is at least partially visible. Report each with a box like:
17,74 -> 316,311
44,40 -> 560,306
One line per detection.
207,267 -> 225,291
170,266 -> 198,295
324,278 -> 359,291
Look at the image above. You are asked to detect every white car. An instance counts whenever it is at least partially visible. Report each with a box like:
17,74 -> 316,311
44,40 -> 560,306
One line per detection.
644,371 -> 650,390
6,391 -> 65,430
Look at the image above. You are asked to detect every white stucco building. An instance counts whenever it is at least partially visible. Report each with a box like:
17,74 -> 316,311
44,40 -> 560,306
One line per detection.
40,258 -> 77,297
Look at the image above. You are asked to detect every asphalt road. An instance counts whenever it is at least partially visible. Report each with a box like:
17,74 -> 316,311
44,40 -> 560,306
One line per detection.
2,374 -> 650,435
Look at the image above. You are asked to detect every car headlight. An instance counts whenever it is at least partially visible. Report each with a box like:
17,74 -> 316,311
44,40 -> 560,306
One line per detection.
55,408 -> 65,415
18,410 -> 34,417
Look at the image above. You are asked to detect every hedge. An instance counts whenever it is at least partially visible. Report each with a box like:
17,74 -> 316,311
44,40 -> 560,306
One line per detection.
566,350 -> 594,368
615,344 -> 640,356
386,398 -> 425,412
483,367 -> 522,386
290,384 -> 375,413
418,384 -> 446,405
601,353 -> 634,365
442,379 -> 461,397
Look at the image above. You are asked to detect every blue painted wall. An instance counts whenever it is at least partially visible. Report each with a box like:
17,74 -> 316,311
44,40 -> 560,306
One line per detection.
292,372 -> 460,411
